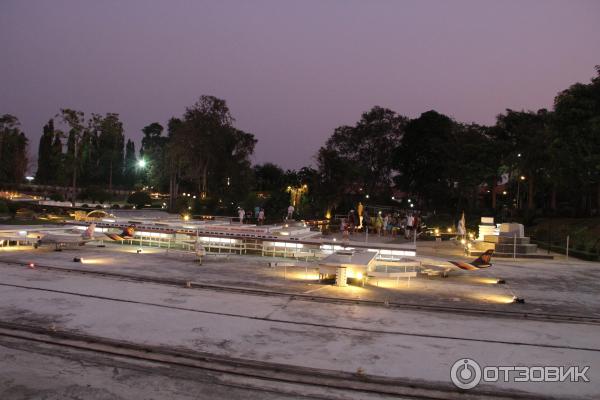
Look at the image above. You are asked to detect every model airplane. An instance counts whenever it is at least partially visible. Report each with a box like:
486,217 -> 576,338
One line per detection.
34,224 -> 98,249
448,249 -> 494,270
104,226 -> 136,241
420,249 -> 494,277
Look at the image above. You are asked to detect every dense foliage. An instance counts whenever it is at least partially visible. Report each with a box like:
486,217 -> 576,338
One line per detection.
2,67 -> 599,219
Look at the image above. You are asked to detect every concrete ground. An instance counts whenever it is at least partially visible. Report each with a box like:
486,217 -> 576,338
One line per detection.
0,240 -> 599,399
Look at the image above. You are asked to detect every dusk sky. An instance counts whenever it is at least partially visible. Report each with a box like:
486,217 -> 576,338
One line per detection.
2,0 -> 599,170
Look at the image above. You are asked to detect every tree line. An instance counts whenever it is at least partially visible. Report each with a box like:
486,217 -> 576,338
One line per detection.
1,67 -> 599,218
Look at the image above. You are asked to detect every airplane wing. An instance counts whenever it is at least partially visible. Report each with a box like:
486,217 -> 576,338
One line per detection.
447,261 -> 481,271
105,226 -> 136,241
419,249 -> 494,274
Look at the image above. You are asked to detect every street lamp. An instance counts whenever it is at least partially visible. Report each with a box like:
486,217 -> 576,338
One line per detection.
517,176 -> 526,209
137,159 -> 147,169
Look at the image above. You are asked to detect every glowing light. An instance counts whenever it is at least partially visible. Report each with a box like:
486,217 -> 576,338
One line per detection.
183,215 -> 190,221
472,277 -> 500,285
410,203 -> 414,208
80,258 -> 106,265
447,227 -> 452,233
356,272 -> 364,280
502,191 -> 507,195
137,159 -> 147,168
469,293 -> 514,304
365,194 -> 370,199
434,228 -> 440,235
25,176 -> 34,182
460,239 -> 466,245
520,175 -> 526,180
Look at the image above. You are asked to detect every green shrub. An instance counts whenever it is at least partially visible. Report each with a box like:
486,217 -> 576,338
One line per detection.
49,192 -> 64,201
127,192 -> 152,208
0,200 -> 9,214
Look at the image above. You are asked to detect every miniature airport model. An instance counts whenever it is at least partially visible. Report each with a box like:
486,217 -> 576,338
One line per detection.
472,218 -> 548,258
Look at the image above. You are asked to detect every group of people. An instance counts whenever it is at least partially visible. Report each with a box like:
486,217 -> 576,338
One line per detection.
238,206 -> 266,225
237,204 -> 296,225
341,209 -> 421,239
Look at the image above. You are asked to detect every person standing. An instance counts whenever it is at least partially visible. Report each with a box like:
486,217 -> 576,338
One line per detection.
383,213 -> 390,236
258,208 -> 265,225
287,204 -> 295,220
348,210 -> 356,234
405,213 -> 414,239
357,202 -> 364,229
238,208 -> 245,224
413,212 -> 420,237
375,211 -> 384,236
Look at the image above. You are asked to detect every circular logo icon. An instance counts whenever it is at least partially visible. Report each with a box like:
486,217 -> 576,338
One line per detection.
450,358 -> 482,389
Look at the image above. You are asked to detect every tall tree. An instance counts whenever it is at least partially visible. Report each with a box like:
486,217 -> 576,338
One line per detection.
97,113 -> 125,190
123,139 -> 136,188
79,113 -> 102,186
320,106 -> 407,198
141,122 -> 168,190
36,119 -> 55,184
393,110 -> 457,209
169,96 -> 256,198
254,163 -> 285,192
450,123 -> 497,212
0,114 -> 28,183
552,66 -> 600,214
58,109 -> 85,203
495,109 -> 552,211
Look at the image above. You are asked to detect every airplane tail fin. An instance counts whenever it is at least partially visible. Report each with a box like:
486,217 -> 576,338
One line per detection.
82,224 -> 95,240
105,226 -> 135,241
105,233 -> 123,241
122,226 -> 135,238
472,249 -> 494,266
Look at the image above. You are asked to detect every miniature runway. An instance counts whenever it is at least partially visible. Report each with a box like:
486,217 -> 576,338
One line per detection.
0,260 -> 599,399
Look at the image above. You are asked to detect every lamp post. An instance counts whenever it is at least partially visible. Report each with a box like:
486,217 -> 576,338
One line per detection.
364,194 -> 369,243
516,175 -> 526,209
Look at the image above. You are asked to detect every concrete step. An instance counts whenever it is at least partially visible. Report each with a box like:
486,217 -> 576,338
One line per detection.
495,243 -> 538,254
490,252 -> 554,259
470,250 -> 554,259
484,235 -> 530,244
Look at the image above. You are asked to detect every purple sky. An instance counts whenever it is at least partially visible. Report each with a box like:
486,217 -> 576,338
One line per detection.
2,0 -> 599,170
